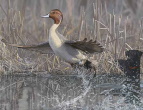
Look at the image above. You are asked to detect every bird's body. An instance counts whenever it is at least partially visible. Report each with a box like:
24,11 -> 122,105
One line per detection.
49,23 -> 87,64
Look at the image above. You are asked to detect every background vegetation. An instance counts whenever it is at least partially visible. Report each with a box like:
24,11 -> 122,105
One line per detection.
0,0 -> 143,74
0,0 -> 143,110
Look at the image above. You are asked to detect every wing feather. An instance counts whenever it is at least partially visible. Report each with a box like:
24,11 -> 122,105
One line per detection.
65,38 -> 103,54
1,39 -> 53,54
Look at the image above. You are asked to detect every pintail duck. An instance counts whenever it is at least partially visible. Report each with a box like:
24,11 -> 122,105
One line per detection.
2,9 -> 103,71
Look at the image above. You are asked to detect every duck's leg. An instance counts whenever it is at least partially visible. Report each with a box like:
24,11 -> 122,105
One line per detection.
70,60 -> 96,77
84,60 -> 92,69
84,60 -> 96,77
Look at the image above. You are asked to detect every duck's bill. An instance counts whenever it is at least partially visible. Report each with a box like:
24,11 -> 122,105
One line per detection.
41,14 -> 49,18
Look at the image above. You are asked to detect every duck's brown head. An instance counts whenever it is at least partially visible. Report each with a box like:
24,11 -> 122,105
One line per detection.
42,9 -> 63,24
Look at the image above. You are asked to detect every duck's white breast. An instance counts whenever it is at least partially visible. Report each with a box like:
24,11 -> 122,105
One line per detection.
49,24 -> 87,64
49,35 -> 78,63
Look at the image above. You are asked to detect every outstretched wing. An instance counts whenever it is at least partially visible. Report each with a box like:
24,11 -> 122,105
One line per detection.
1,39 -> 54,54
65,38 -> 103,54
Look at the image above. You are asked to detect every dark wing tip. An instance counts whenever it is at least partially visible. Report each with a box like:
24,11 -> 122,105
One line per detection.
85,39 -> 104,53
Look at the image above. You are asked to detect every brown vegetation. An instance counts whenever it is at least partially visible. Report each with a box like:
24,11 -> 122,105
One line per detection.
0,0 -> 143,74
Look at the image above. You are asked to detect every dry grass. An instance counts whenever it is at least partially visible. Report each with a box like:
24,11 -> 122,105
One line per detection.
0,0 -> 142,74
